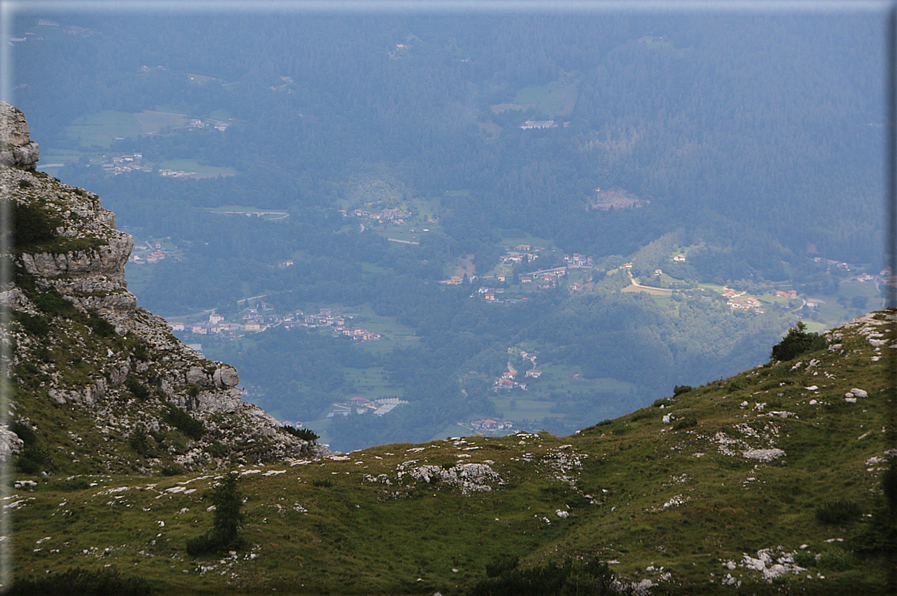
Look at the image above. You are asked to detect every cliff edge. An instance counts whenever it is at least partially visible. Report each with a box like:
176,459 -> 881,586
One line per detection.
2,103 -> 327,475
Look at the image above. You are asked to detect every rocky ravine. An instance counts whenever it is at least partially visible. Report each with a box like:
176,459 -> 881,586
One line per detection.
2,102 -> 327,474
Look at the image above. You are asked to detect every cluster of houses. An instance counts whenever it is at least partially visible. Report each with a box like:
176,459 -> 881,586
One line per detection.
520,266 -> 567,287
159,168 -> 197,178
443,274 -> 477,285
493,348 -> 541,390
128,240 -> 175,264
564,253 -> 594,268
520,120 -> 556,130
169,307 -> 382,342
469,418 -> 514,432
188,118 -> 229,132
327,396 -> 408,418
347,207 -> 411,223
103,153 -> 151,176
727,297 -> 765,312
501,246 -> 542,265
721,288 -> 766,312
493,371 -> 527,391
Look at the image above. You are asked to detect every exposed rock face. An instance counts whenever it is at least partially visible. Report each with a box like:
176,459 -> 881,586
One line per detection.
7,166 -> 138,333
3,105 -> 327,473
0,102 -> 39,169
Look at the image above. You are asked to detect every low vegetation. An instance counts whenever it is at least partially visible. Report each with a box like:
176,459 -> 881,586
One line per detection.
8,310 -> 893,593
769,321 -> 827,362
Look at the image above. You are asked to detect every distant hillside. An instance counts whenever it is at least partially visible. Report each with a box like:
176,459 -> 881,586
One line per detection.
8,305 -> 894,593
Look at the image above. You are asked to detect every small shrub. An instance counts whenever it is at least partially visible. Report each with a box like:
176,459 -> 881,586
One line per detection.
13,311 -> 49,336
485,554 -> 519,578
186,384 -> 201,398
470,556 -> 613,596
186,472 -> 245,556
281,425 -> 319,441
816,548 -> 857,572
162,404 -> 205,440
673,417 -> 697,430
125,377 -> 150,401
609,422 -> 632,435
32,290 -> 79,319
652,397 -> 669,407
792,549 -> 816,568
132,344 -> 149,361
816,499 -> 862,525
206,440 -> 227,458
312,479 -> 333,488
673,385 -> 693,396
128,425 -> 150,455
16,446 -> 54,475
883,459 -> 897,510
55,477 -> 91,492
770,321 -> 827,362
11,201 -> 58,247
630,409 -> 653,422
161,464 -> 185,476
17,179 -> 32,189
483,443 -> 509,451
86,312 -> 116,337
10,421 -> 37,446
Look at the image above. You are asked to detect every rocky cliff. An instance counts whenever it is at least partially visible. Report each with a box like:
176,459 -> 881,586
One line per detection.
0,103 -> 39,170
2,103 -> 327,475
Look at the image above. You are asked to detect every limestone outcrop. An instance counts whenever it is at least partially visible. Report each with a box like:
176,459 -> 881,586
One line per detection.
0,101 -> 39,169
3,105 -> 327,474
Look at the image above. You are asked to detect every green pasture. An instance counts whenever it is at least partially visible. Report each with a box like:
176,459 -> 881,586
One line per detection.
513,79 -> 579,118
133,110 -> 189,134
349,303 -> 419,338
491,393 -> 563,422
64,111 -> 144,147
157,159 -> 238,178
340,367 -> 398,399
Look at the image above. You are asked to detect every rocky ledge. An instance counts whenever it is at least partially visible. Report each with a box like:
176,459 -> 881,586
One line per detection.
2,104 -> 327,475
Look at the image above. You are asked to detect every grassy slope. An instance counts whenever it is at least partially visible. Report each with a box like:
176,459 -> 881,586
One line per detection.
10,311 -> 895,594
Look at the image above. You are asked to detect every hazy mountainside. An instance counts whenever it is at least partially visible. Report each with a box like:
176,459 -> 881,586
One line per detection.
9,12 -> 885,451
1,102 -> 326,476
3,101 -> 895,593
8,300 -> 895,593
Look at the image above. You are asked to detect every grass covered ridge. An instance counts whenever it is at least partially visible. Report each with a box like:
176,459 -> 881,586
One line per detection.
9,311 -> 895,594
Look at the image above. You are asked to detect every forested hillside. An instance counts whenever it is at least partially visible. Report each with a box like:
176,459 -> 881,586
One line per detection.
10,10 -> 887,450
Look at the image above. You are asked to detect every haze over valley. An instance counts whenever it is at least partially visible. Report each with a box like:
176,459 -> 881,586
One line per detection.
11,9 -> 886,452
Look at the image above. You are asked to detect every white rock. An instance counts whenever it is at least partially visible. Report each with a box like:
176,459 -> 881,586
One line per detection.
742,448 -> 785,461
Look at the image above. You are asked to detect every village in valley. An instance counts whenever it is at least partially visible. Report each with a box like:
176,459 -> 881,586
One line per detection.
126,218 -> 884,441
167,305 -> 383,343
439,241 -> 884,328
